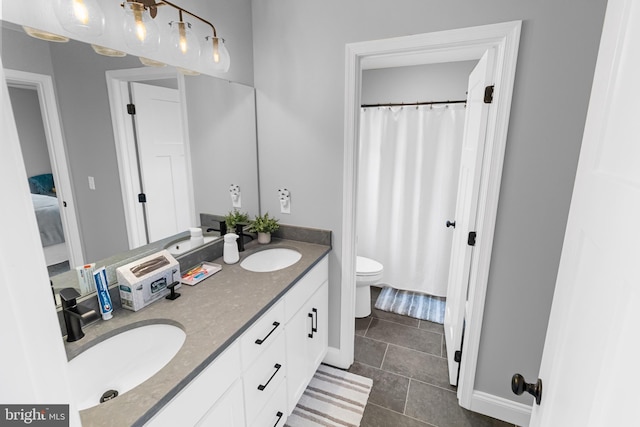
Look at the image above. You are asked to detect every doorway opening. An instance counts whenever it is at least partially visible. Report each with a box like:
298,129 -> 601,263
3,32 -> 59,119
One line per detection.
5,69 -> 84,271
337,20 -> 522,422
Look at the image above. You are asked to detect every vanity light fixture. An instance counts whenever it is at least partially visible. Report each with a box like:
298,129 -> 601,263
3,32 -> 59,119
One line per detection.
121,0 -> 230,73
54,0 -> 106,36
91,44 -> 127,57
21,26 -> 70,43
122,1 -> 161,52
139,56 -> 167,67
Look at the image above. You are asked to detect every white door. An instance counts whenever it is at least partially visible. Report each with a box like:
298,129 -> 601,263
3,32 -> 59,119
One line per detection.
130,82 -> 192,243
529,0 -> 640,424
444,49 -> 494,386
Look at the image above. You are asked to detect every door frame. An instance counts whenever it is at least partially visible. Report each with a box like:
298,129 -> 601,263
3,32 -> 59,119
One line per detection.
338,20 -> 523,421
105,67 -> 196,249
4,68 -> 84,268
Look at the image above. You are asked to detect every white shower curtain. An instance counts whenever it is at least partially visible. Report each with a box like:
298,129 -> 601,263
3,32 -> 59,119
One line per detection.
357,104 -> 465,297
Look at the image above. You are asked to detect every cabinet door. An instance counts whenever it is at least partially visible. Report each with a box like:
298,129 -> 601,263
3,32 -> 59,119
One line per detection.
196,380 -> 245,427
285,281 -> 329,413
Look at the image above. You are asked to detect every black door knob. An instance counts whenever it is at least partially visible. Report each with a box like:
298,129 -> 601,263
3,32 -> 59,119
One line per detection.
446,220 -> 456,228
511,373 -> 542,405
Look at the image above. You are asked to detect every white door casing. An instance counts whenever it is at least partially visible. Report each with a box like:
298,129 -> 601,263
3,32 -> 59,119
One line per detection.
340,21 -> 521,422
130,82 -> 192,242
4,69 -> 84,268
530,0 -> 640,425
444,48 -> 494,386
106,67 -> 196,249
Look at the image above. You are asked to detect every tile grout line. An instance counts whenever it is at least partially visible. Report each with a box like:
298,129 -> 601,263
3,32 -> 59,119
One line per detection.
379,342 -> 390,369
358,334 -> 443,359
366,402 -> 439,427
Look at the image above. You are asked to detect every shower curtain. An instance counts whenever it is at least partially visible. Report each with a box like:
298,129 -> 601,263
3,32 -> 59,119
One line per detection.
357,104 -> 465,297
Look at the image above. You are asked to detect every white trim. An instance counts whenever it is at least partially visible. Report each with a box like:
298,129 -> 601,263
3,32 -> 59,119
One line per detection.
1,61 -> 82,426
471,391 -> 532,427
4,68 -> 84,267
341,20 -> 522,412
105,67 -> 196,249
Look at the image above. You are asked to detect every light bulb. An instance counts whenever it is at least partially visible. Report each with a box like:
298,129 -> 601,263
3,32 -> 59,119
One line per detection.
123,2 -> 160,52
169,21 -> 200,63
203,36 -> 230,73
54,0 -> 105,36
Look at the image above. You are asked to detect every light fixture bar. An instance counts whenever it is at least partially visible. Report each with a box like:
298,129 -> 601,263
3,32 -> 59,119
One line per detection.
131,0 -> 218,37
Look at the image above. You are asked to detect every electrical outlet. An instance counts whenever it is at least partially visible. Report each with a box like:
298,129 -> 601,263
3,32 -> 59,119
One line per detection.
278,188 -> 291,214
88,176 -> 96,190
229,184 -> 241,208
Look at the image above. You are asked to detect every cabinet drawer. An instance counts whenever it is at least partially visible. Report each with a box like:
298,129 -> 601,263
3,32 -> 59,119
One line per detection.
284,256 -> 328,321
240,298 -> 285,369
243,331 -> 287,425
250,377 -> 287,427
145,342 -> 241,426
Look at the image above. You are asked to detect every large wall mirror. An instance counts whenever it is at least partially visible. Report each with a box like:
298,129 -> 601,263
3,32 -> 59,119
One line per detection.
2,21 -> 259,304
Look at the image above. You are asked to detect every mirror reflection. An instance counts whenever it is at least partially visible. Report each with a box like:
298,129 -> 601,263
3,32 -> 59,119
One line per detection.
2,21 -> 259,303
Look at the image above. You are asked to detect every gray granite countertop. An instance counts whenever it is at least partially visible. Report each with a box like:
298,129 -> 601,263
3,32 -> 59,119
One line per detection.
65,238 -> 331,427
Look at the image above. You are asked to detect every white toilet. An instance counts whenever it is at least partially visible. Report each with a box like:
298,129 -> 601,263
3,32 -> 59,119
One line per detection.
355,256 -> 384,318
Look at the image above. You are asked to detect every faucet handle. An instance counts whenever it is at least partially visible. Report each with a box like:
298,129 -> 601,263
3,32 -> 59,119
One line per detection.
60,288 -> 81,307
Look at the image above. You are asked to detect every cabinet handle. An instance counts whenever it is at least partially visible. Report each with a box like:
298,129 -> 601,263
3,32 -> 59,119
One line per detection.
258,363 -> 282,391
308,308 -> 318,338
273,411 -> 284,427
255,321 -> 280,345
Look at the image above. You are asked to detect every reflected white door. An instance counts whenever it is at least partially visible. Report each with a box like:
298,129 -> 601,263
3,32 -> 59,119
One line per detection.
530,0 -> 640,424
130,82 -> 192,242
444,49 -> 494,386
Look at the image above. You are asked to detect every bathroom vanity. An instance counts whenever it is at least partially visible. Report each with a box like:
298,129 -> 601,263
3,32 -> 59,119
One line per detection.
64,237 -> 330,427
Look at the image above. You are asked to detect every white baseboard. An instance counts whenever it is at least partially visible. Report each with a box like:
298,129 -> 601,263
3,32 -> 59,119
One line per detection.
470,390 -> 531,427
322,346 -> 351,370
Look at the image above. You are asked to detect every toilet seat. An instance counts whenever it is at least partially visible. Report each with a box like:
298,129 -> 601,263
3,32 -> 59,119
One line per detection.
356,256 -> 383,276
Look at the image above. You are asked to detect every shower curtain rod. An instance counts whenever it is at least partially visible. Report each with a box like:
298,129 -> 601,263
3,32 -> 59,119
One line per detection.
361,99 -> 467,108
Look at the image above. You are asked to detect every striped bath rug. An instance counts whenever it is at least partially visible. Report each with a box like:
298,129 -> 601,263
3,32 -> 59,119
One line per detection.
375,286 -> 446,324
285,364 -> 373,427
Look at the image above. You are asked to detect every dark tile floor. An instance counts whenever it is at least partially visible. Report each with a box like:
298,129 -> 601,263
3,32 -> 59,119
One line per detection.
348,286 -> 516,427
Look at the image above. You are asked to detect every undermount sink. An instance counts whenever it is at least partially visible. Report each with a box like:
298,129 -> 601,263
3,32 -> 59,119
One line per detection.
166,235 -> 216,255
240,248 -> 302,272
68,324 -> 185,410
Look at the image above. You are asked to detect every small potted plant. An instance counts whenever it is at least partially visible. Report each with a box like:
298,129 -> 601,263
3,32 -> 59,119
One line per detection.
224,209 -> 249,233
248,212 -> 280,244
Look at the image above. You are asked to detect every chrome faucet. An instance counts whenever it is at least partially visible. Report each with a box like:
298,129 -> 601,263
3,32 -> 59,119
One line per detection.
60,288 -> 99,342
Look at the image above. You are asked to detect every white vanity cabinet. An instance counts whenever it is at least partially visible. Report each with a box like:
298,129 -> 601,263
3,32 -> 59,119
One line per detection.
145,342 -> 245,427
283,256 -> 329,413
144,255 -> 328,427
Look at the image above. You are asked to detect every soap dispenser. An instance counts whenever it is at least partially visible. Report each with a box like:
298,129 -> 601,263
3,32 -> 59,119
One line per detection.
223,233 -> 240,264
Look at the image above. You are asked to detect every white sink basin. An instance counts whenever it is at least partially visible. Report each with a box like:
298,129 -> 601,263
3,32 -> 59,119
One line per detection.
166,235 -> 216,255
240,248 -> 302,272
68,324 -> 185,410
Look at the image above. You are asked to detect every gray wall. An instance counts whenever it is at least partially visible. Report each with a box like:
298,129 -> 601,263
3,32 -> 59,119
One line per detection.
8,87 -> 52,177
362,61 -> 477,105
251,0 -> 608,404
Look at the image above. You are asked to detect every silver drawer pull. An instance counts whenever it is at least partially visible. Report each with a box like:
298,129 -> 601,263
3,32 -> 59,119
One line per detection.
258,363 -> 282,391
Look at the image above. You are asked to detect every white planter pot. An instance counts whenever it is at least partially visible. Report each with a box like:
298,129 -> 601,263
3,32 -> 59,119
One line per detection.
257,232 -> 271,244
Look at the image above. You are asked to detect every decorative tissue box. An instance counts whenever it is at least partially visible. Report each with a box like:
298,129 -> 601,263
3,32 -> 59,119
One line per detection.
117,250 -> 180,312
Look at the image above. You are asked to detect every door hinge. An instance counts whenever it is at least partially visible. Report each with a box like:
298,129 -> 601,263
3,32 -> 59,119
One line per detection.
484,85 -> 494,104
127,103 -> 136,115
467,231 -> 477,246
454,350 -> 462,363
138,193 -> 146,203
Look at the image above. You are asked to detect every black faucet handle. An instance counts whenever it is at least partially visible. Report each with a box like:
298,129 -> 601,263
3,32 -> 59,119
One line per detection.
59,288 -> 81,307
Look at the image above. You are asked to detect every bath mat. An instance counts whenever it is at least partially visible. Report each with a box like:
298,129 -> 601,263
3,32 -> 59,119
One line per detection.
285,364 -> 373,427
375,286 -> 446,324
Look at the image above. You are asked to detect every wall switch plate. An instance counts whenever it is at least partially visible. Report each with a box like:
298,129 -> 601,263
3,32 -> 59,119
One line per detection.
88,176 -> 96,190
230,184 -> 241,208
278,188 -> 291,214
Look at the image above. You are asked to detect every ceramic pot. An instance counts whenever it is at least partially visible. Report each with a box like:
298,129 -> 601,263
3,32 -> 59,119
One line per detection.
257,232 -> 271,244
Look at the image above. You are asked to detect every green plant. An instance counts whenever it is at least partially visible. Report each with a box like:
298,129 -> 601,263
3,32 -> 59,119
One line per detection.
248,212 -> 280,233
224,210 -> 249,231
